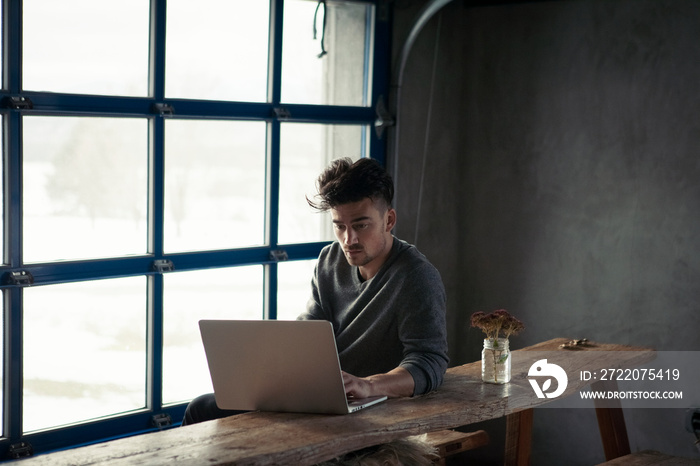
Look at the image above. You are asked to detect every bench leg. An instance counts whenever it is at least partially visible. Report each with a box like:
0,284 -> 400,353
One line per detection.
592,380 -> 631,461
505,408 -> 533,466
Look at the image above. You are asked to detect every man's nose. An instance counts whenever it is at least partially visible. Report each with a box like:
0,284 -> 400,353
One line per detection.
344,229 -> 359,245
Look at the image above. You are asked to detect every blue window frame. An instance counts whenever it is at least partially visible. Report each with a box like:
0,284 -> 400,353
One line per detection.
0,0 -> 390,457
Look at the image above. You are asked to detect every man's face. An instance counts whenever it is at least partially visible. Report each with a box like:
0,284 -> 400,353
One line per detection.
330,197 -> 396,280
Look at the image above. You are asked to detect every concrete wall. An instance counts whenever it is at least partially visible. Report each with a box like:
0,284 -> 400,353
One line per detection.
389,0 -> 700,463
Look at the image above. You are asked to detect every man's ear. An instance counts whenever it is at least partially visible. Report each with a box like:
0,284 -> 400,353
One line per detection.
386,208 -> 397,232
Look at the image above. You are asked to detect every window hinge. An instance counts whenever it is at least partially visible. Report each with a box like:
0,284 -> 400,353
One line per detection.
151,413 -> 172,429
8,441 -> 34,459
273,107 -> 291,120
151,259 -> 175,273
3,270 -> 34,287
269,249 -> 288,262
4,96 -> 33,110
152,102 -> 174,116
374,96 -> 395,139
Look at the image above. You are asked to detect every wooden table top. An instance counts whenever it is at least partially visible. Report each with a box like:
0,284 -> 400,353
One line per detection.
20,338 -> 654,465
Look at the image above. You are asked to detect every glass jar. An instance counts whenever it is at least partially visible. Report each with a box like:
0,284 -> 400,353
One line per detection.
482,338 -> 511,384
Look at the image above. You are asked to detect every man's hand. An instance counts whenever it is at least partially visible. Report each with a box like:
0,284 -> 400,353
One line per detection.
342,367 -> 415,399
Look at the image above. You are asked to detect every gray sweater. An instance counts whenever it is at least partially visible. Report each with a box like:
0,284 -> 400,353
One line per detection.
298,237 -> 449,395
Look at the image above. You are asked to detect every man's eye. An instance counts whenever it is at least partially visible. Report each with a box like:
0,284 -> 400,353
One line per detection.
354,224 -> 369,230
334,224 -> 345,230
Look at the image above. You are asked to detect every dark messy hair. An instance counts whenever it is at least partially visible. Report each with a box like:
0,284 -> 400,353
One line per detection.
307,157 -> 394,212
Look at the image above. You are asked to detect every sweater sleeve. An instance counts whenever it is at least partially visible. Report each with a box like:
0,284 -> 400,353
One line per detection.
396,261 -> 449,396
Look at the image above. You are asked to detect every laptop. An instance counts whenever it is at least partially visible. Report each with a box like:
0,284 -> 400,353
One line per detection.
198,319 -> 387,415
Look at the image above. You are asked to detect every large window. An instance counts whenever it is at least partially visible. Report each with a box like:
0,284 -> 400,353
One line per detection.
0,0 -> 389,457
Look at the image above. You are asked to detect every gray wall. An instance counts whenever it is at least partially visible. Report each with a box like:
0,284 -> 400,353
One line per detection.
390,0 -> 700,463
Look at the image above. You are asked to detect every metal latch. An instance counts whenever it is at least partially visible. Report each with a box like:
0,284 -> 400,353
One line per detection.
4,96 -> 33,110
8,441 -> 33,459
152,103 -> 174,116
151,413 -> 172,429
151,259 -> 175,273
273,107 -> 291,120
269,249 -> 288,262
3,270 -> 34,286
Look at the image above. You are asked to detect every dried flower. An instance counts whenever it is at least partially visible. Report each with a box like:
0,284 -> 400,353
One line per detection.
470,309 -> 524,342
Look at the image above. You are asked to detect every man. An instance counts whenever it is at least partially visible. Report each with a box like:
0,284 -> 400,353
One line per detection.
182,157 -> 447,425
300,157 -> 448,399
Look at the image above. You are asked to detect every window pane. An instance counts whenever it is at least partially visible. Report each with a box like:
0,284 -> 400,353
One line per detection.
162,266 -> 264,404
278,123 -> 365,244
164,120 -> 266,253
23,117 -> 148,262
23,278 -> 147,433
282,0 -> 373,106
277,260 -> 317,321
23,0 -> 149,96
166,0 -> 269,102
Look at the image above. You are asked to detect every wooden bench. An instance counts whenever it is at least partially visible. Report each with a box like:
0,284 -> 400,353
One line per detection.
597,450 -> 700,465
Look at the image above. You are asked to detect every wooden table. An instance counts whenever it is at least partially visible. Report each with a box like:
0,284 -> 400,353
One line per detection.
19,338 -> 654,465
